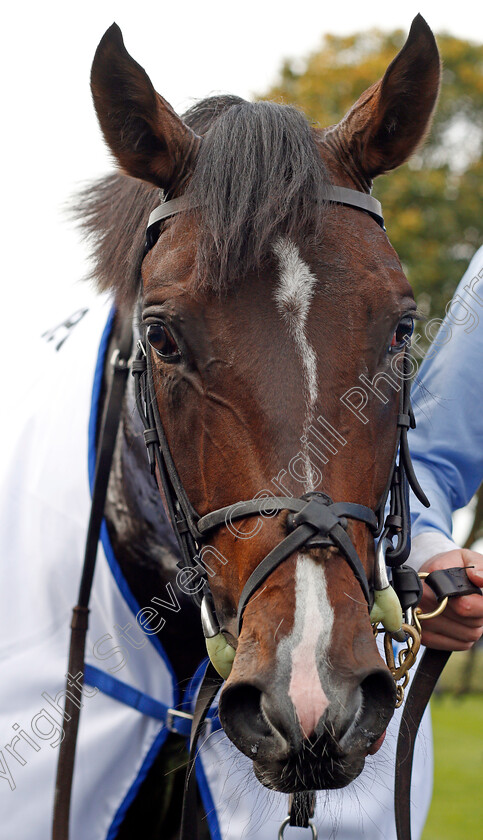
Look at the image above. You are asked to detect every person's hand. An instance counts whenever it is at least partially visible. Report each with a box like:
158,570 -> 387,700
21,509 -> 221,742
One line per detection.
417,548 -> 483,650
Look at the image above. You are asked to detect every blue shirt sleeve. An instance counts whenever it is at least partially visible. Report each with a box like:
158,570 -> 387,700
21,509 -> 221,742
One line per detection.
409,245 -> 483,544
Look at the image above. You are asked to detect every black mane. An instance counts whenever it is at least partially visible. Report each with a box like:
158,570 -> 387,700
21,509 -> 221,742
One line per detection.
74,95 -> 328,307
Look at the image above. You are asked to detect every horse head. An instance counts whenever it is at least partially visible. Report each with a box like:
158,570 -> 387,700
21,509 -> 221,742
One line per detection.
90,15 -> 440,793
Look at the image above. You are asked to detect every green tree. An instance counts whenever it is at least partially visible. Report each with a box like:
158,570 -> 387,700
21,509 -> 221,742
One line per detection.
262,29 -> 483,320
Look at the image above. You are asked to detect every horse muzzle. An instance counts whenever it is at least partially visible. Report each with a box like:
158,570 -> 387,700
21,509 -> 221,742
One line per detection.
219,657 -> 396,792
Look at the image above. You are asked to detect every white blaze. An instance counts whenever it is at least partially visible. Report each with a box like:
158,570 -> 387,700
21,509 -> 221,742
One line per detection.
273,240 -> 333,736
273,238 -> 318,490
284,556 -> 334,737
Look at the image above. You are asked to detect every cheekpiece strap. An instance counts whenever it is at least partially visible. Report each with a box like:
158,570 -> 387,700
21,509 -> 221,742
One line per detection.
376,353 -> 429,567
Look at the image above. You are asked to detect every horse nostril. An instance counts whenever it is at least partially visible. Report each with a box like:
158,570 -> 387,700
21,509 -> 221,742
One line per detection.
355,669 -> 396,741
337,668 -> 396,755
219,683 -> 272,758
360,669 -> 397,718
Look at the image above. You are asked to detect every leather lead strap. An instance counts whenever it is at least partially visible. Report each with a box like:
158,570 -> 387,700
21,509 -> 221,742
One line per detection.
52,317 -> 132,840
289,791 -> 316,827
394,648 -> 450,840
394,569 -> 482,840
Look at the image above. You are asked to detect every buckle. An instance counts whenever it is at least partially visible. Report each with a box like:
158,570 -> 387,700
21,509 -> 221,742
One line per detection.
110,348 -> 131,372
166,708 -> 194,736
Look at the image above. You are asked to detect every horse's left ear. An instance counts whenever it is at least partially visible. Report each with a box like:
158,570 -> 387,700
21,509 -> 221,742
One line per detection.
332,14 -> 441,178
90,23 -> 200,190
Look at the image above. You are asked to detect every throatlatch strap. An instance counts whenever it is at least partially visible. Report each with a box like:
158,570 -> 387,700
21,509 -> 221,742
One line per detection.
52,317 -> 132,840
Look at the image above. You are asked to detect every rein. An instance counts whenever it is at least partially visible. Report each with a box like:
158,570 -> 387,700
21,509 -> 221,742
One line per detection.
52,185 -> 481,840
52,318 -> 133,840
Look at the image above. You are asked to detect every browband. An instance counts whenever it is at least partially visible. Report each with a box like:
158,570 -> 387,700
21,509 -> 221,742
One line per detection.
327,186 -> 384,228
147,195 -> 190,227
146,185 -> 385,238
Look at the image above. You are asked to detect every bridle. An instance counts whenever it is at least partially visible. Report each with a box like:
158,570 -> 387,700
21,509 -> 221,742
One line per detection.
52,182 -> 482,840
131,186 -> 432,839
133,185 -> 430,659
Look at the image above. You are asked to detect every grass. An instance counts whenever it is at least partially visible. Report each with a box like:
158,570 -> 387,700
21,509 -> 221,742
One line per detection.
421,652 -> 483,840
436,647 -> 483,694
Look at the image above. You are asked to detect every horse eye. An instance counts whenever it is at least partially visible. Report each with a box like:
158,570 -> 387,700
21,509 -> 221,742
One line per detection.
146,323 -> 181,360
389,317 -> 414,353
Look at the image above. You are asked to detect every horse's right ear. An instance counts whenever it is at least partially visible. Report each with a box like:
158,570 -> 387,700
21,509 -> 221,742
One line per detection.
91,24 -> 200,191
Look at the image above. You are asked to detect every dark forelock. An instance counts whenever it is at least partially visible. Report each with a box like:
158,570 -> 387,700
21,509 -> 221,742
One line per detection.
74,95 -> 329,306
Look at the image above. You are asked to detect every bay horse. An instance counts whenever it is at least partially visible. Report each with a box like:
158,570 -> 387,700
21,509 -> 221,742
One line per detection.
32,13 -> 441,840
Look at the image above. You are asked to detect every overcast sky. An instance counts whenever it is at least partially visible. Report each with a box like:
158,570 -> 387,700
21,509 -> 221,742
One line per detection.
2,1 -> 481,341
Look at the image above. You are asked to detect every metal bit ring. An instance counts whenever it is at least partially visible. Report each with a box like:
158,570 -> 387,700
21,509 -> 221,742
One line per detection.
278,817 -> 318,839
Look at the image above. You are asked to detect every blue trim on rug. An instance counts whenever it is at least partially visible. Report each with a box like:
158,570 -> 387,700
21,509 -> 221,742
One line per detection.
87,309 -> 185,839
105,726 -> 170,840
182,658 -> 222,840
88,308 -> 116,489
196,755 -> 223,840
87,308 -> 179,702
84,664 -> 192,737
